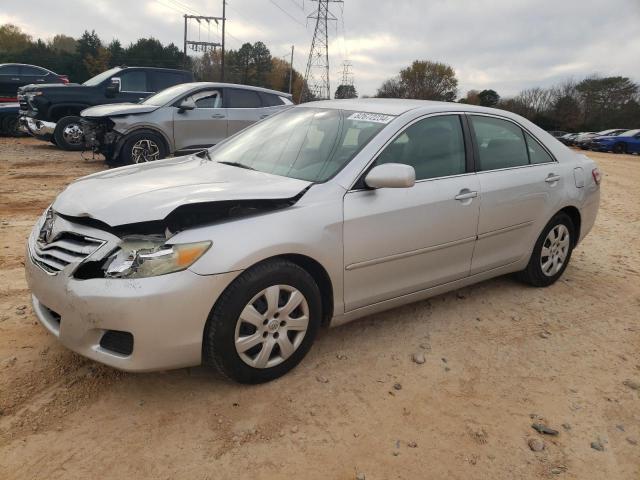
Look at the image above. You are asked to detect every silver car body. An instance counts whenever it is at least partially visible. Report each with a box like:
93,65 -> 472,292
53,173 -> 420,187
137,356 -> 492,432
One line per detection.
26,99 -> 601,372
81,82 -> 292,159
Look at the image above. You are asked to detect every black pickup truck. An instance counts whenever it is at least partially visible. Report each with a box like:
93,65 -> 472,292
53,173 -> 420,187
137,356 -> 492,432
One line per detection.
18,66 -> 193,150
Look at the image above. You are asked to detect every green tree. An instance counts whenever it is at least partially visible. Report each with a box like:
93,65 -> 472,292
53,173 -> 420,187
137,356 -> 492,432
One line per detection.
576,76 -> 639,129
376,60 -> 458,101
107,39 -> 125,66
478,89 -> 500,107
49,34 -> 77,54
0,24 -> 32,54
334,84 -> 357,99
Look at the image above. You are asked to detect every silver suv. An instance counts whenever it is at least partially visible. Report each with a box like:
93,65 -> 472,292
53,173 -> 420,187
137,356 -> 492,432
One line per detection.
81,82 -> 292,164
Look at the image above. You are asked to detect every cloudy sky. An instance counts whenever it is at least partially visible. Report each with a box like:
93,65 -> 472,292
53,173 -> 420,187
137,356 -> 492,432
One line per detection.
3,0 -> 640,98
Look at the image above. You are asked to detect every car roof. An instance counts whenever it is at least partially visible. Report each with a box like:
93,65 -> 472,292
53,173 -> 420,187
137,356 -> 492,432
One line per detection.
297,98 -> 524,117
181,81 -> 292,98
0,63 -> 53,71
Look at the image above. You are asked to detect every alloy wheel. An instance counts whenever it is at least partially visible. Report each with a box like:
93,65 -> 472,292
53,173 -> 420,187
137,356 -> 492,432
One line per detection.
131,139 -> 160,163
234,285 -> 309,369
540,224 -> 570,277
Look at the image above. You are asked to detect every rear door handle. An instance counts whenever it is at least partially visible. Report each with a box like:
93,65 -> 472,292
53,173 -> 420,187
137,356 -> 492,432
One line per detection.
211,113 -> 226,119
454,190 -> 478,201
545,174 -> 561,183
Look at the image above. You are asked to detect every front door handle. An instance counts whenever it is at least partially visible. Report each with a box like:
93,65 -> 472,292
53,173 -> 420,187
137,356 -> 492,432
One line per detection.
545,174 -> 561,183
454,190 -> 478,201
211,113 -> 226,119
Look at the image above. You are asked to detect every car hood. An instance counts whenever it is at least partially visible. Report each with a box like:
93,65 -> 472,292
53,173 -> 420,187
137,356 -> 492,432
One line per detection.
52,155 -> 312,227
81,103 -> 159,118
18,83 -> 78,93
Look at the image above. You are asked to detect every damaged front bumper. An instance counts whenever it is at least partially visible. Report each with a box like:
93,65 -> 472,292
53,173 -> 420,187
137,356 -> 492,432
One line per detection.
19,116 -> 56,137
81,118 -> 122,161
25,214 -> 241,372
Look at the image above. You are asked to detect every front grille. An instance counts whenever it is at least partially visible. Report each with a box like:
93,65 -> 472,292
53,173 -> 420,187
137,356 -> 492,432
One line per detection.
18,95 -> 29,112
100,330 -> 134,356
32,232 -> 105,274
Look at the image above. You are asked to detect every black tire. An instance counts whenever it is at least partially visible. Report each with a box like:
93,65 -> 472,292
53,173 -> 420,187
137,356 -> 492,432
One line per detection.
53,115 -> 84,151
203,259 -> 322,384
49,136 -> 58,145
613,143 -> 626,154
1,115 -> 18,136
518,213 -> 575,287
120,130 -> 168,165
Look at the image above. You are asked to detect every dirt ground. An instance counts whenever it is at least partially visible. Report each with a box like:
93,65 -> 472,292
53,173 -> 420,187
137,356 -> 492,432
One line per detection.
0,136 -> 638,479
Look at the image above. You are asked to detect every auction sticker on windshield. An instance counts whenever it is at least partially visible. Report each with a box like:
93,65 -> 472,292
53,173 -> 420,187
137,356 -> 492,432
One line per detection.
347,112 -> 395,124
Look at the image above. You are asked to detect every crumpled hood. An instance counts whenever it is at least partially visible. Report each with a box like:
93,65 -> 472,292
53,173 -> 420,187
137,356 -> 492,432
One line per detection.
52,155 -> 312,226
81,103 -> 159,118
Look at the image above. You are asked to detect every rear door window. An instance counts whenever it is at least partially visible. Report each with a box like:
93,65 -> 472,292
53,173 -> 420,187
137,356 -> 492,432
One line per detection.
259,92 -> 284,107
0,65 -> 20,75
119,71 -> 148,92
470,116 -> 529,171
149,72 -> 185,92
20,66 -> 46,75
226,89 -> 262,108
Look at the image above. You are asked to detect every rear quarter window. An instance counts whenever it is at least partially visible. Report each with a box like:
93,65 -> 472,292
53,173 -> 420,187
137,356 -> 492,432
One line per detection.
259,92 -> 284,107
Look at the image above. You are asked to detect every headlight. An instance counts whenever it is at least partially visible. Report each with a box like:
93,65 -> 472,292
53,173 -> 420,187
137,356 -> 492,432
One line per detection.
105,237 -> 211,279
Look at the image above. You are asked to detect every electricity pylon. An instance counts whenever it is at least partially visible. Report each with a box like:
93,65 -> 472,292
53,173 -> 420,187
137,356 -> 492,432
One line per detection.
300,0 -> 343,102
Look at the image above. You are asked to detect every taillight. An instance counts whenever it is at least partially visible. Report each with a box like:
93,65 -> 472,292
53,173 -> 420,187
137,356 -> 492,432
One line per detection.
59,75 -> 69,84
592,168 -> 601,185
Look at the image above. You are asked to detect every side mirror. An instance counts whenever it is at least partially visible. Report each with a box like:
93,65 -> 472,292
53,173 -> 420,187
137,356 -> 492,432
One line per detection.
364,163 -> 416,189
106,77 -> 121,95
177,98 -> 196,112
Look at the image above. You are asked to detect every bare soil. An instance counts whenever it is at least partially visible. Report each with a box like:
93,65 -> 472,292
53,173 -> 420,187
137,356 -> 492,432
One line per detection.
0,137 -> 639,479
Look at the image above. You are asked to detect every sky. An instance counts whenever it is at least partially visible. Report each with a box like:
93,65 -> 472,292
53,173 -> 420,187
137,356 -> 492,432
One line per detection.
2,0 -> 640,98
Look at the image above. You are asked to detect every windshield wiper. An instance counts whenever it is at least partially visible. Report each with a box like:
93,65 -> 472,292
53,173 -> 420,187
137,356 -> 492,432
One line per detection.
217,161 -> 255,171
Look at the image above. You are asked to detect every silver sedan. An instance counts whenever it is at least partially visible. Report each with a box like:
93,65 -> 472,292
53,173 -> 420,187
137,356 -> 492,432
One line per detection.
26,99 -> 601,383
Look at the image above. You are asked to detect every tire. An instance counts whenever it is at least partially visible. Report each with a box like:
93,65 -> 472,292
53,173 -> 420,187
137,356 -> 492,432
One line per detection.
120,130 -> 168,165
613,143 -> 626,154
203,259 -> 322,384
518,213 -> 575,287
53,115 -> 84,151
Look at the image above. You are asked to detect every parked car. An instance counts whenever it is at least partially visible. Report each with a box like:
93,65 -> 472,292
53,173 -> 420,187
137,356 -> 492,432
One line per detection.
558,132 -> 579,146
81,82 -> 293,165
0,63 -> 68,100
547,130 -> 568,138
18,66 -> 194,150
589,129 -> 640,153
574,129 -> 628,149
25,100 -> 601,383
0,102 -> 22,136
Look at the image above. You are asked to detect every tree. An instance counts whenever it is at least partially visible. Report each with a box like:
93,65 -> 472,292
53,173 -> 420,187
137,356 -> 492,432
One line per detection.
77,30 -> 102,60
0,24 -> 32,54
576,76 -> 639,129
375,60 -> 458,101
478,89 -> 500,107
334,84 -> 357,99
107,39 -> 125,66
459,89 -> 480,105
552,95 -> 582,131
84,47 -> 111,76
49,34 -> 77,54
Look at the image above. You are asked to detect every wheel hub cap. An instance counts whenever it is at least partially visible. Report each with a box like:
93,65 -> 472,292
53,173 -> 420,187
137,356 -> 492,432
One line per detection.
540,224 -> 570,277
131,139 -> 160,163
234,285 -> 310,369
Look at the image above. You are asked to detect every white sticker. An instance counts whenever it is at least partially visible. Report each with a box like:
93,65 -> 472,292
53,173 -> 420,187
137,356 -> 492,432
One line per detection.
347,112 -> 395,124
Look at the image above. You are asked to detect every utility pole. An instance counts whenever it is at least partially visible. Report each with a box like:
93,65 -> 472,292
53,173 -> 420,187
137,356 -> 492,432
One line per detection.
289,45 -> 295,94
300,0 -> 343,103
221,0 -> 226,82
182,1 -> 226,78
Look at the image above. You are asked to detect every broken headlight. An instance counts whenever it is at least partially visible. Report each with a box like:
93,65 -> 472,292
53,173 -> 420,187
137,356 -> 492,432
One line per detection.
105,237 -> 211,279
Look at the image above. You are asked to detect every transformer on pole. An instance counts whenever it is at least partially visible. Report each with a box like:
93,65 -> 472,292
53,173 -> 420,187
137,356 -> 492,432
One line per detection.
300,0 -> 343,103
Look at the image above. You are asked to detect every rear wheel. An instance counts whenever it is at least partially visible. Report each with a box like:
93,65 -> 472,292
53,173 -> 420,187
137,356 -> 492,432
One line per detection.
120,130 -> 168,165
518,213 -> 575,287
53,116 -> 84,151
613,142 -> 626,154
203,259 -> 322,384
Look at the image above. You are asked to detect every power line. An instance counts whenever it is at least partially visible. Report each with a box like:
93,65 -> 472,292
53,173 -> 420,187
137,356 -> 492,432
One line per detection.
268,0 -> 308,29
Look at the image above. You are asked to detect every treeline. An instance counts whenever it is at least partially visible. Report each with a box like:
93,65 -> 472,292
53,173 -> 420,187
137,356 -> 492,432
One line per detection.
0,24 -> 306,99
376,60 -> 640,131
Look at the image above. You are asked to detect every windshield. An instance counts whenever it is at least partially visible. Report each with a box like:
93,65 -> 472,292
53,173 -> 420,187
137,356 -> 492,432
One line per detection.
619,129 -> 640,137
82,67 -> 122,86
209,107 -> 392,182
142,83 -> 196,106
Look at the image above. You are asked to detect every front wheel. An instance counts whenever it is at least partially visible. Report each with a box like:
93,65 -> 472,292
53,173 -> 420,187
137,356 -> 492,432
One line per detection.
518,213 -> 575,287
120,130 -> 168,165
203,259 -> 322,384
613,143 -> 626,154
53,116 -> 84,151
